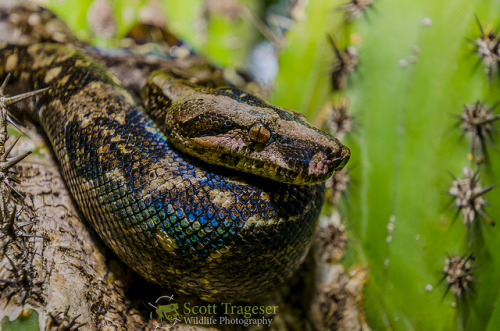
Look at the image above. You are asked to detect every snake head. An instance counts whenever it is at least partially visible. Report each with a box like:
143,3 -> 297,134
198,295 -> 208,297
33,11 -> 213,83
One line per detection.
143,70 -> 350,185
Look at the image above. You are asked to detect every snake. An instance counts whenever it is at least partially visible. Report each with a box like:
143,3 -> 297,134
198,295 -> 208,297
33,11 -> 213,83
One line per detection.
0,4 -> 349,301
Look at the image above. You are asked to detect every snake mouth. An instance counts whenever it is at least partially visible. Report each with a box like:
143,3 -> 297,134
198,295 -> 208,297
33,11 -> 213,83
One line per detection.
333,146 -> 350,171
305,144 -> 350,184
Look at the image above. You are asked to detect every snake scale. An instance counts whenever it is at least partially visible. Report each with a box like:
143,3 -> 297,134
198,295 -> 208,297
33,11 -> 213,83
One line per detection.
0,4 -> 349,301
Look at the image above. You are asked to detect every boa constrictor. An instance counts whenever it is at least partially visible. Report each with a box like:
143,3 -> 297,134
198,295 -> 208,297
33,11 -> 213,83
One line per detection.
0,4 -> 349,301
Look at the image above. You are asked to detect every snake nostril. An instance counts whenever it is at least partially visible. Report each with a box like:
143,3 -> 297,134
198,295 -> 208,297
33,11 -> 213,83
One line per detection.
324,147 -> 335,160
325,147 -> 345,162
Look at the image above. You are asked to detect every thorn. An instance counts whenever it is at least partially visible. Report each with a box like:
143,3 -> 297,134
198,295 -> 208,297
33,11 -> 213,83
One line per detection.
27,248 -> 37,269
5,254 -> 18,273
0,278 -> 15,284
6,113 -> 29,135
18,220 -> 37,229
339,0 -> 374,22
0,73 -> 11,95
1,87 -> 51,108
5,180 -> 24,197
0,151 -> 31,171
327,36 -> 359,90
19,290 -> 27,305
69,314 -> 81,325
6,118 -> 28,138
442,254 -> 476,298
19,233 -> 48,240
327,34 -> 342,59
471,185 -> 494,199
7,173 -> 21,184
475,14 -> 484,37
0,238 -> 11,251
4,136 -> 21,158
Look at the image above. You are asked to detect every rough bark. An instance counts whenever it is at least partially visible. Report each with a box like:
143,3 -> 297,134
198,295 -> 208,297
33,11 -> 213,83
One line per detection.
0,130 -> 145,330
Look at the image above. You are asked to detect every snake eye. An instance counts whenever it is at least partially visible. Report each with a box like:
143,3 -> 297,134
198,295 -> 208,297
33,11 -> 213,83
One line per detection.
248,123 -> 271,144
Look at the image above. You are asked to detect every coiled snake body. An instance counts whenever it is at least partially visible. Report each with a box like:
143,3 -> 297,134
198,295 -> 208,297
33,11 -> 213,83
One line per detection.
0,7 -> 349,301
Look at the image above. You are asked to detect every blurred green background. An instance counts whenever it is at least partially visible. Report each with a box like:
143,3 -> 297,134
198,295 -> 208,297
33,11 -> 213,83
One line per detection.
43,0 -> 500,329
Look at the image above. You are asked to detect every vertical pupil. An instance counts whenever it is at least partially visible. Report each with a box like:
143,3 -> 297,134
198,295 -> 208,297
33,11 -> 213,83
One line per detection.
256,126 -> 263,140
249,123 -> 270,143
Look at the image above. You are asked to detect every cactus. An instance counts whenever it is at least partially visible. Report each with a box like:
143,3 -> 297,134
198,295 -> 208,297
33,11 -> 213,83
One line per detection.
273,0 -> 500,329
40,0 -> 500,329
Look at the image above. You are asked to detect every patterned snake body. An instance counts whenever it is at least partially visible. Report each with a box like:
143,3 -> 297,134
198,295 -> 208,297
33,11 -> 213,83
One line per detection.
0,7 -> 349,302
